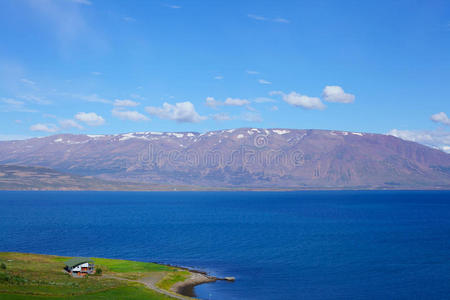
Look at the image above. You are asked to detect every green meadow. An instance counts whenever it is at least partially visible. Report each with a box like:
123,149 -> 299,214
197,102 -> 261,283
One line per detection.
0,252 -> 188,299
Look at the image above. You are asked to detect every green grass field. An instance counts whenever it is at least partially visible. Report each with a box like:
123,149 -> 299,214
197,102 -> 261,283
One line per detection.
0,252 -> 189,299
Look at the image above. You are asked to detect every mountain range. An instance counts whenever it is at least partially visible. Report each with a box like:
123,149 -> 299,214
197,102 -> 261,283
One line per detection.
0,128 -> 449,190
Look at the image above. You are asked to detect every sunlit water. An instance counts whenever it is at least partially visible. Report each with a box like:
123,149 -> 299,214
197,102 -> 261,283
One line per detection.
1,191 -> 449,299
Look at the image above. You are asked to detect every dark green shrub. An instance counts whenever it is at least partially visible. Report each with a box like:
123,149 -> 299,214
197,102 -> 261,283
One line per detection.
0,263 -> 6,270
0,273 -> 27,284
95,268 -> 102,275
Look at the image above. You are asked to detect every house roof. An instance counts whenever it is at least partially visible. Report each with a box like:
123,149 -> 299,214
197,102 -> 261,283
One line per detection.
64,257 -> 94,268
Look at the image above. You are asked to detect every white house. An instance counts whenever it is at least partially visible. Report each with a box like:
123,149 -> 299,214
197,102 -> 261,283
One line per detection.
64,257 -> 95,277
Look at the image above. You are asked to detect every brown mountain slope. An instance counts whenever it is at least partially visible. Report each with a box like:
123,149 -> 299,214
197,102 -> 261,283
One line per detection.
0,128 -> 449,189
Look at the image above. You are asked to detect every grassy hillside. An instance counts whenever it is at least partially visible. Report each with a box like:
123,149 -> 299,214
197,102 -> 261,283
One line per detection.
0,252 -> 190,299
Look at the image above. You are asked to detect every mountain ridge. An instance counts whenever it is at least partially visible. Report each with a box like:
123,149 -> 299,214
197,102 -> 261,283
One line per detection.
1,128 -> 449,189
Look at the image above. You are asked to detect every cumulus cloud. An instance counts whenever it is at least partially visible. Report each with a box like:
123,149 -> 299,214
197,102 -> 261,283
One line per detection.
206,97 -> 251,108
59,119 -> 83,129
205,96 -> 222,108
112,108 -> 149,121
322,86 -> 355,103
146,101 -> 206,123
30,123 -> 58,133
75,112 -> 105,126
388,129 -> 450,153
271,91 -> 325,110
214,75 -> 224,80
431,112 -> 450,125
91,71 -> 101,75
246,70 -> 259,75
258,79 -> 272,85
114,99 -> 139,107
224,98 -> 250,106
271,105 -> 279,111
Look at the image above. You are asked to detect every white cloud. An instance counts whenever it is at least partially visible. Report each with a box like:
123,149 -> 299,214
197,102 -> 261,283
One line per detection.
273,18 -> 290,23
59,119 -> 83,130
224,98 -> 250,106
20,95 -> 51,105
0,98 -> 36,112
75,112 -> 105,126
71,0 -> 92,5
322,85 -> 355,103
214,75 -> 224,80
258,79 -> 272,85
213,113 -> 232,121
130,93 -> 145,100
271,105 -> 279,111
114,99 -> 139,107
20,78 -> 36,85
79,94 -> 111,104
112,108 -> 149,121
91,71 -> 102,75
431,112 -> 450,125
146,101 -> 206,123
30,123 -> 58,133
248,14 -> 289,23
246,70 -> 259,75
272,91 -> 326,110
248,14 -> 267,21
388,129 -> 450,153
1,98 -> 24,107
205,96 -> 222,108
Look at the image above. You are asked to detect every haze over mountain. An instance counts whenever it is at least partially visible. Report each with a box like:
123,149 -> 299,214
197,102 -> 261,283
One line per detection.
1,128 -> 449,190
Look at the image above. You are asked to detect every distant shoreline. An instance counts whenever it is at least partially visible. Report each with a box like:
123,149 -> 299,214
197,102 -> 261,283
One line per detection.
0,187 -> 449,191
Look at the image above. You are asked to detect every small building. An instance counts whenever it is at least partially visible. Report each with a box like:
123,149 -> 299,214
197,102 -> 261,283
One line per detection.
64,257 -> 95,277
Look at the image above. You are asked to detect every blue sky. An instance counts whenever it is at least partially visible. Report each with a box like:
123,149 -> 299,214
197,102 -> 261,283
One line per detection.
0,0 -> 449,151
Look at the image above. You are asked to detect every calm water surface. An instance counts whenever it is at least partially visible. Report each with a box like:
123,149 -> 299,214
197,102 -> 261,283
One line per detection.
1,191 -> 449,299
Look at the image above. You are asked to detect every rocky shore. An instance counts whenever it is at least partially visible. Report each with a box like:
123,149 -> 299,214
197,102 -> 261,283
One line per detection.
171,271 -> 217,297
166,267 -> 235,298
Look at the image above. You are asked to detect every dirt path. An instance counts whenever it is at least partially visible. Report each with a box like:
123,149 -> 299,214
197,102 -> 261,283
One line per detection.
103,273 -> 191,300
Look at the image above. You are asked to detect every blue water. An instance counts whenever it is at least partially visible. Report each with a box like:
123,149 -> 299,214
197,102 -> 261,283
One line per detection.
1,191 -> 450,299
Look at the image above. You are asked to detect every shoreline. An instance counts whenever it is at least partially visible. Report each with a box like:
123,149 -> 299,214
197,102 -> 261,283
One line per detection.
155,263 -> 233,298
171,271 -> 218,297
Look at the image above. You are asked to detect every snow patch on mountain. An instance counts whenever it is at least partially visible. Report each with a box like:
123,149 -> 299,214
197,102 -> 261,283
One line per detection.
272,129 -> 290,135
